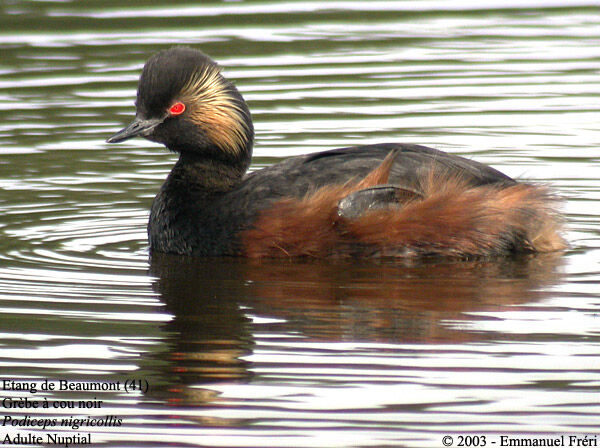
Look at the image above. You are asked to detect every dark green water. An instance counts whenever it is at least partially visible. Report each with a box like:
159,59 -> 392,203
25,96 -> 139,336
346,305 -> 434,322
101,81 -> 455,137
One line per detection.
1,1 -> 599,447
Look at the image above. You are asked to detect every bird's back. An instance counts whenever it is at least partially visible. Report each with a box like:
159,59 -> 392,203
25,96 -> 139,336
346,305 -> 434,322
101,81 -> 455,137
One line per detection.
222,144 -> 564,258
233,143 -> 514,207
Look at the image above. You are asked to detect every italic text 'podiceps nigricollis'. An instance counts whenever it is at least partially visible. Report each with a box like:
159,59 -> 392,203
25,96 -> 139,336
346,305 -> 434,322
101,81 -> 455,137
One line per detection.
107,47 -> 565,258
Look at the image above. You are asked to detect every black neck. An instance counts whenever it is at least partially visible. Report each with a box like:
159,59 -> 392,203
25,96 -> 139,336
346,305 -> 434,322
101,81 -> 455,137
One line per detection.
149,150 -> 248,255
168,151 -> 246,193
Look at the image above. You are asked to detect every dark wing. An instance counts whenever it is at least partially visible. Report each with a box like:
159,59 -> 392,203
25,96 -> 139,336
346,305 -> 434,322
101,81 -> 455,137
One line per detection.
226,143 -> 515,222
243,143 -> 513,194
337,184 -> 423,220
300,143 -> 514,187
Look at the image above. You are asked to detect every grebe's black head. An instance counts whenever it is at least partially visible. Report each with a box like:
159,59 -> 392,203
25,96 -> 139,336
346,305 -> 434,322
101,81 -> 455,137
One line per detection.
107,47 -> 254,168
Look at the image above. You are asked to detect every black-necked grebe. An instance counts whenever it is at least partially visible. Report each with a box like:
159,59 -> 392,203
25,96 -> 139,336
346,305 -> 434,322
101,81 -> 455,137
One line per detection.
107,47 -> 565,258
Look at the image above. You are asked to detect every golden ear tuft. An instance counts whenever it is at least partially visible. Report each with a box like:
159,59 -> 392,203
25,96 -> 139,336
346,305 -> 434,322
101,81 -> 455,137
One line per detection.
179,65 -> 250,155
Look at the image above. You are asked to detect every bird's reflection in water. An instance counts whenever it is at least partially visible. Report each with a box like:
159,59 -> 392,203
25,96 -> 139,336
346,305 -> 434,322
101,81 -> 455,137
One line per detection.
146,253 -> 563,409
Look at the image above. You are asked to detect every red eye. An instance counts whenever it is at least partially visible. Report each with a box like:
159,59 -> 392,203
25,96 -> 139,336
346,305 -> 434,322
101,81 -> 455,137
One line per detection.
169,102 -> 186,116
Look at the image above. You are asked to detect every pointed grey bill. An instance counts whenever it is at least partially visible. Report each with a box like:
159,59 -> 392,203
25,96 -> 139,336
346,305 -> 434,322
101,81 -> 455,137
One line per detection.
106,116 -> 165,143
